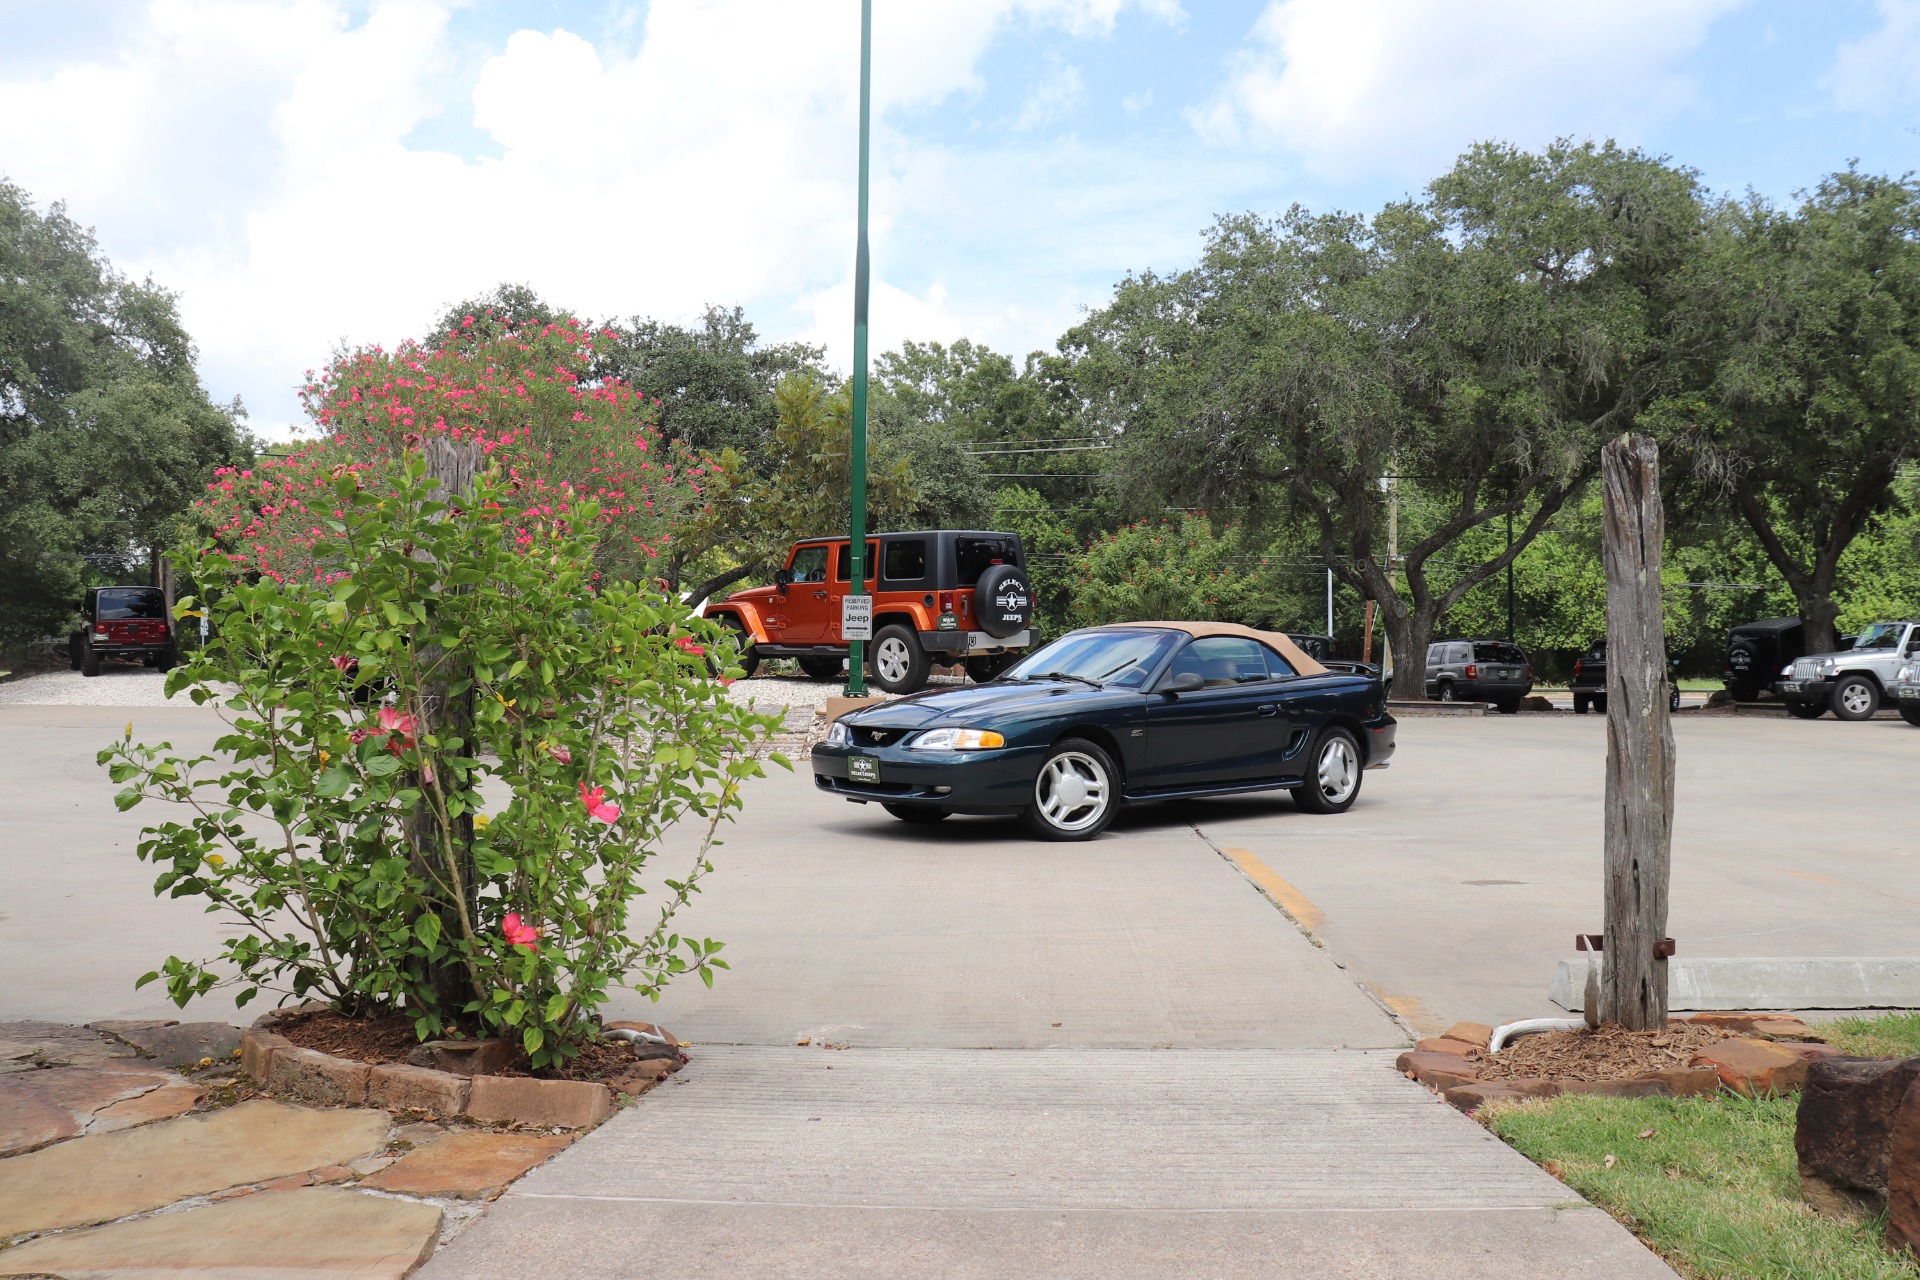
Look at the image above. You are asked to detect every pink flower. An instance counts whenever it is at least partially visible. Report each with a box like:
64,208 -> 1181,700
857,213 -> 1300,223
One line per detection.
579,782 -> 621,824
331,655 -> 356,674
548,744 -> 572,765
378,707 -> 416,742
675,635 -> 706,657
348,728 -> 371,745
502,912 -> 540,950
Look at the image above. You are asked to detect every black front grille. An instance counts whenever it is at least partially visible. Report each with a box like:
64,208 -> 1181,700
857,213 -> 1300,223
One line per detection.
851,726 -> 906,747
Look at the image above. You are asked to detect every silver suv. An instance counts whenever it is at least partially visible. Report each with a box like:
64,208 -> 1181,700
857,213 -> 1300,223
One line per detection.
1776,621 -> 1920,721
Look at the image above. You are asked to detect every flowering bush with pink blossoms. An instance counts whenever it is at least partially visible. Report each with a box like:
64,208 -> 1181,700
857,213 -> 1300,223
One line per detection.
101,455 -> 780,1068
193,315 -> 720,589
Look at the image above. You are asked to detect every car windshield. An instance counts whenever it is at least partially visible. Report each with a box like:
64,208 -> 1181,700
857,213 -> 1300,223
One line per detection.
95,589 -> 167,620
1851,623 -> 1905,650
1002,629 -> 1178,689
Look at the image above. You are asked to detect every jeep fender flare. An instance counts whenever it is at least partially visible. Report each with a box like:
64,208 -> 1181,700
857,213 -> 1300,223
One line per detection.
703,604 -> 768,647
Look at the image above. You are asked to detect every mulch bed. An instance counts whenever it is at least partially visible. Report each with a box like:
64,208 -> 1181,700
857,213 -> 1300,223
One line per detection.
277,1008 -> 654,1082
1473,1023 -> 1733,1083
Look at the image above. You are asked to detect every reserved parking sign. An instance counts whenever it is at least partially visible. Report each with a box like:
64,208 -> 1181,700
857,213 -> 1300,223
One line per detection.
841,594 -> 873,640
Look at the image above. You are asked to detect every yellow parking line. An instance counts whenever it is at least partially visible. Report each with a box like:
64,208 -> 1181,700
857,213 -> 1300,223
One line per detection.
1222,847 -> 1325,933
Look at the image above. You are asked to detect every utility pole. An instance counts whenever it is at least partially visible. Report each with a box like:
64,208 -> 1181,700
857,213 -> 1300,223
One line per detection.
1325,567 -> 1334,639
842,0 -> 873,697
1599,434 -> 1675,1030
1506,510 -> 1516,641
1383,472 -> 1398,689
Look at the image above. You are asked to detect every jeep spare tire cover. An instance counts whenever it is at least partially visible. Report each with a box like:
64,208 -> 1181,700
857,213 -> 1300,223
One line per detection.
974,564 -> 1034,639
1726,637 -> 1758,675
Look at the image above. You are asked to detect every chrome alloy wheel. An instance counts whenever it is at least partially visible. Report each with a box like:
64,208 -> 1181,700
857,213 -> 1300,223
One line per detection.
1840,680 -> 1876,718
1313,735 -> 1360,806
1035,751 -> 1109,833
875,635 -> 912,685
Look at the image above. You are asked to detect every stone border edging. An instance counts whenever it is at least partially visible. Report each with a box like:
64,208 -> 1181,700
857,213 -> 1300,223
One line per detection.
240,1007 -> 681,1129
1402,1014 -> 1839,1112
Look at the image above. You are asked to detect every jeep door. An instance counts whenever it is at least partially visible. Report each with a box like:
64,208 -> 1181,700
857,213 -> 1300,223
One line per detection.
828,540 -> 879,642
778,544 -> 834,644
1142,637 -> 1291,787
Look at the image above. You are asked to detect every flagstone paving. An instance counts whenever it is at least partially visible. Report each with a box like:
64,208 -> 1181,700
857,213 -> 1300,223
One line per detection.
0,1186 -> 443,1280
0,1098 -> 391,1236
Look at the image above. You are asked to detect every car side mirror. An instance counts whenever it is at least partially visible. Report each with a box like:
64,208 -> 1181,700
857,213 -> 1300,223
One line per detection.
1161,671 -> 1204,695
774,569 -> 794,591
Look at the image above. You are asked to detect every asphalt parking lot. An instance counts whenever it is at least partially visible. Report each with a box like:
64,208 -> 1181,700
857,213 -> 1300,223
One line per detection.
9,692 -> 1913,1036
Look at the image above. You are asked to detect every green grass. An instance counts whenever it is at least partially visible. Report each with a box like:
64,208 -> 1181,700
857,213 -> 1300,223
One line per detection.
1824,1012 -> 1920,1059
1487,1091 -> 1917,1279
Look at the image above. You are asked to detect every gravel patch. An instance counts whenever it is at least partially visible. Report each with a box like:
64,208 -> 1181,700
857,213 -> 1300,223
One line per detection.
0,668 -> 190,708
723,672 -> 966,715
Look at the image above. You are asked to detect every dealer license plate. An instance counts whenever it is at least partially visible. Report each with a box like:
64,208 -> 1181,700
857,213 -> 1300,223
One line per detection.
1780,682 -> 1800,693
847,755 -> 880,784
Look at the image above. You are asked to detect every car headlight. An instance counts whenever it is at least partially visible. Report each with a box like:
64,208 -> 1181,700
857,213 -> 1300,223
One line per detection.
1780,665 -> 1793,677
823,720 -> 849,747
910,728 -> 1006,751
1900,665 -> 1915,684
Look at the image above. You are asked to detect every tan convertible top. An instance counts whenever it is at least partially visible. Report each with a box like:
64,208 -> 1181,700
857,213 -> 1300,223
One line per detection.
1104,621 -> 1328,677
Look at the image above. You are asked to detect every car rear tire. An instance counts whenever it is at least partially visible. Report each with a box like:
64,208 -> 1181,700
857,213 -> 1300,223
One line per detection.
1022,738 -> 1117,841
799,656 -> 842,681
1592,693 -> 1608,715
155,651 -> 176,674
1831,674 -> 1879,722
1726,678 -> 1762,703
868,625 -> 929,695
882,803 -> 951,824
68,634 -> 84,671
1572,693 -> 1589,715
1436,683 -> 1455,702
1786,699 -> 1826,720
81,647 -> 101,677
1293,727 -> 1364,814
1495,698 -> 1520,715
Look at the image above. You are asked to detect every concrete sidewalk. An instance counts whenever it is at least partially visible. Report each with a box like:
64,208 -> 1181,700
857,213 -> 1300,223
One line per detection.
421,766 -> 1675,1278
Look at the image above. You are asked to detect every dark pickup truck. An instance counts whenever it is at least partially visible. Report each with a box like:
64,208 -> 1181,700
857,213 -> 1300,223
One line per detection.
1570,638 -> 1680,714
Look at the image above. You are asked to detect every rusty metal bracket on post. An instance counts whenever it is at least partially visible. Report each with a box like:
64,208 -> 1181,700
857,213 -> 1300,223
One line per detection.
1575,934 -> 1676,959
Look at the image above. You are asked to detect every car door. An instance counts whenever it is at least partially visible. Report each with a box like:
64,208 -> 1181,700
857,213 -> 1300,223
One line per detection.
1142,637 -> 1287,788
778,544 -> 833,644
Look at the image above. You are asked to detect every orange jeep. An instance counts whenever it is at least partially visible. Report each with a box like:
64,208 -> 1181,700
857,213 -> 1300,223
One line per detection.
702,530 -> 1036,693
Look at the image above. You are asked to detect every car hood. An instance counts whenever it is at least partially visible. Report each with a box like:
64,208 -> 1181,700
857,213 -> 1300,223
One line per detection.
1798,646 -> 1900,665
847,680 -> 1135,728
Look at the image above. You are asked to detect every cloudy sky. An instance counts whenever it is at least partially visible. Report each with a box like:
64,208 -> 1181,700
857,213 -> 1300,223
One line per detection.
5,0 -> 1920,436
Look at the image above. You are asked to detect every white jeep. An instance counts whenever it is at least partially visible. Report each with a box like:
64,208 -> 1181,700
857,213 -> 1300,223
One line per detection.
1776,621 -> 1920,721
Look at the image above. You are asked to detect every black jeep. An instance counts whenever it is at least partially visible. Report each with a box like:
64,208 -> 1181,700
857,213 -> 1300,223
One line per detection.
69,586 -> 177,677
1723,617 -> 1806,702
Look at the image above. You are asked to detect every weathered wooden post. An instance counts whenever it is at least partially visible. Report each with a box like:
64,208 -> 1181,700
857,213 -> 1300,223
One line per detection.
1599,433 -> 1676,1030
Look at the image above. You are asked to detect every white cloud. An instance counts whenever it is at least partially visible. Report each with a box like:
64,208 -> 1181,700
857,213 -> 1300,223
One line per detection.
1193,0 -> 1745,180
1015,60 -> 1087,131
1828,0 -> 1920,111
0,0 -> 1185,436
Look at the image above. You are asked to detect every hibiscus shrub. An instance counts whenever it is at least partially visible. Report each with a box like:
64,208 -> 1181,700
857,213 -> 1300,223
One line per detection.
100,454 -> 780,1068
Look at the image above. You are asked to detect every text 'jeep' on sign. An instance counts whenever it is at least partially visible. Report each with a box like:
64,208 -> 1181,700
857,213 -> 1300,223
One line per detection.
701,530 -> 1038,694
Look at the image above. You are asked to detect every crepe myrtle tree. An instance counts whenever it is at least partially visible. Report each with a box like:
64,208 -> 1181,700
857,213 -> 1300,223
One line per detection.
101,455 -> 781,1068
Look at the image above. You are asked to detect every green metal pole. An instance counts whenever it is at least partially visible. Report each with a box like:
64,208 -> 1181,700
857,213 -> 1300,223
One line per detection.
844,0 -> 872,697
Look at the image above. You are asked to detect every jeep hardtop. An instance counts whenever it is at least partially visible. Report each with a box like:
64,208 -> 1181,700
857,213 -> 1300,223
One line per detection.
703,530 -> 1036,694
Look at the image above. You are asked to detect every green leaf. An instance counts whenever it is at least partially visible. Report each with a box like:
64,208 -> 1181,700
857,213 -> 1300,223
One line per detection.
544,992 -> 570,1023
314,765 -> 354,797
114,786 -> 143,812
364,754 -> 402,778
522,1025 -> 544,1054
415,914 -> 442,948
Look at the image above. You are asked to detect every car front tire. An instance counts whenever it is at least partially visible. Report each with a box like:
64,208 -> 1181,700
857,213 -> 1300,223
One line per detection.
1023,738 -> 1117,841
1294,727 -> 1364,814
882,803 -> 951,824
1901,705 -> 1920,728
1831,674 -> 1879,722
716,619 -> 760,679
1786,699 -> 1826,720
868,624 -> 930,695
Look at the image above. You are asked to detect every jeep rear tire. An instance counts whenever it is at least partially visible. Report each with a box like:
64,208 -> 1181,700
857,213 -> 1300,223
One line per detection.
972,564 -> 1034,639
965,653 -> 1017,683
68,634 -> 83,671
1573,693 -> 1590,714
868,624 -> 930,694
799,656 -> 842,681
1437,682 -> 1455,702
1786,699 -> 1826,720
1831,673 -> 1879,722
81,646 -> 101,677
1726,678 -> 1761,703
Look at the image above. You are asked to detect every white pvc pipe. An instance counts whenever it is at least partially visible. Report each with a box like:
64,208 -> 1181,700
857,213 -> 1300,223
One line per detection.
1487,1017 -> 1586,1054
